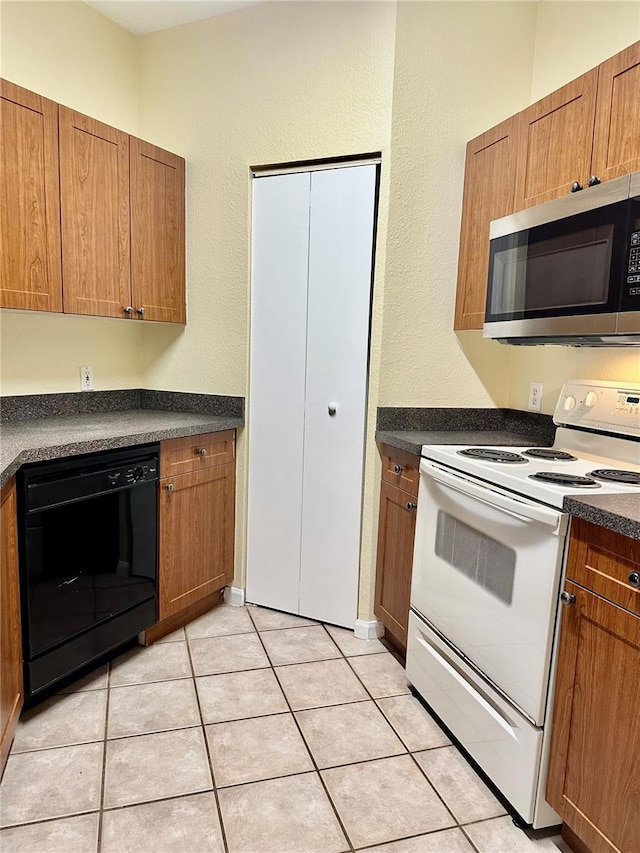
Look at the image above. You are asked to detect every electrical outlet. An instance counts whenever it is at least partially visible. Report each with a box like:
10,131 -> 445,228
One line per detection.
528,381 -> 543,412
80,366 -> 94,392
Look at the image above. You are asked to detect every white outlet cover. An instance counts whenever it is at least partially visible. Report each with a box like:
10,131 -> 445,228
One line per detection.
80,366 -> 94,391
528,381 -> 542,412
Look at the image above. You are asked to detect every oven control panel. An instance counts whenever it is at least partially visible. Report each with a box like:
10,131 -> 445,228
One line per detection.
555,380 -> 640,437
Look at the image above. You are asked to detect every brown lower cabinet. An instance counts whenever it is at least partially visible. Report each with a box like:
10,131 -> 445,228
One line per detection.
156,431 -> 236,627
1,479 -> 23,776
547,518 -> 640,853
374,445 -> 420,652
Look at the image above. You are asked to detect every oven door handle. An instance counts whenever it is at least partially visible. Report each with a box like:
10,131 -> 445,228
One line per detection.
420,460 -> 564,532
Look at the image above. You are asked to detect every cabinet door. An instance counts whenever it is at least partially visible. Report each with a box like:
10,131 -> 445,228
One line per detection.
547,581 -> 640,853
159,462 -> 234,619
454,116 -> 518,331
592,40 -> 640,182
1,80 -> 62,312
130,138 -> 185,323
59,106 -> 131,318
1,479 -> 23,775
514,69 -> 597,209
374,480 -> 417,649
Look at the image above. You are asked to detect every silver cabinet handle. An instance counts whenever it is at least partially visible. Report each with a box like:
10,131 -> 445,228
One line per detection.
124,306 -> 133,315
588,175 -> 601,187
165,483 -> 174,492
560,591 -> 576,605
628,572 -> 640,588
406,502 -> 417,511
570,181 -> 583,193
393,464 -> 404,474
198,448 -> 207,457
136,307 -> 145,316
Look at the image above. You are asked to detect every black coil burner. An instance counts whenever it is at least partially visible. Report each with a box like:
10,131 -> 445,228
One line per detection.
528,472 -> 600,488
589,469 -> 640,485
523,448 -> 577,461
458,448 -> 527,464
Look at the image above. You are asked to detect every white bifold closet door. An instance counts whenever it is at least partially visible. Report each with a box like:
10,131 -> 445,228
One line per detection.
247,164 -> 377,628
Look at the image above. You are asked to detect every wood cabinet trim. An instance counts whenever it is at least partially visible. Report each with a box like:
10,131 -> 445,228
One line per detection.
454,115 -> 518,331
514,68 -> 598,210
374,479 -> 417,648
130,136 -> 186,324
160,430 -> 235,478
159,460 -> 235,620
1,79 -> 62,312
591,40 -> 640,181
59,106 -> 131,319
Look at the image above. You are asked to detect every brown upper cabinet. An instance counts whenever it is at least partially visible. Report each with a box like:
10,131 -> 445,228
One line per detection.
514,69 -> 597,209
0,80 -> 62,312
1,80 -> 186,323
131,139 -> 186,324
454,39 -> 640,331
454,116 -> 518,330
60,107 -> 132,318
592,40 -> 640,182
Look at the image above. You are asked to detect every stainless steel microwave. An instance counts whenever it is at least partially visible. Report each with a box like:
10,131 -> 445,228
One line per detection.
484,172 -> 640,345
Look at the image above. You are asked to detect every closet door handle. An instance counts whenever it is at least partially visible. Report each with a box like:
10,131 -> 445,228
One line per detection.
328,403 -> 337,417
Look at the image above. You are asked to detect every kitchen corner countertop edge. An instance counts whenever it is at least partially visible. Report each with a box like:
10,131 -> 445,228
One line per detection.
0,410 -> 244,488
563,494 -> 640,541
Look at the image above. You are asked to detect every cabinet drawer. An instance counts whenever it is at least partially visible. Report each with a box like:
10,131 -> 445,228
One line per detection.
567,518 -> 640,616
161,430 -> 235,478
380,447 -> 420,497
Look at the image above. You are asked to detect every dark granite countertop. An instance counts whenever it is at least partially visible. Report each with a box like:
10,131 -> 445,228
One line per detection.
375,407 -> 555,456
564,494 -> 640,541
376,429 -> 553,456
1,391 -> 244,487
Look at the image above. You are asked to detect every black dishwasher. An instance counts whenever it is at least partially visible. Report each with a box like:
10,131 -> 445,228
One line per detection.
18,445 -> 159,699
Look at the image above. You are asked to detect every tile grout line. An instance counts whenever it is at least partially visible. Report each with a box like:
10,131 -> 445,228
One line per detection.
96,661 -> 112,853
184,631 -> 230,853
249,611 -> 357,853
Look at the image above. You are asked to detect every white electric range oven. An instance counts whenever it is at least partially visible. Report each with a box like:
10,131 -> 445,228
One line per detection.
406,379 -> 640,829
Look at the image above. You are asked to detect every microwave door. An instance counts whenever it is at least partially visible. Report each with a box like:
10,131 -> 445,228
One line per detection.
486,199 -> 629,327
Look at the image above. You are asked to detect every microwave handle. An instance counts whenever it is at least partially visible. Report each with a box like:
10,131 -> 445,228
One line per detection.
420,460 -> 564,532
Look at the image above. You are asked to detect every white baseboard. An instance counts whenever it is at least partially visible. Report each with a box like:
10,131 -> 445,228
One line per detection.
224,586 -> 246,606
354,619 -> 384,640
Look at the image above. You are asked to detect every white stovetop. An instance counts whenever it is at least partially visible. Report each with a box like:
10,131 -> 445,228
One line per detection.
421,439 -> 640,510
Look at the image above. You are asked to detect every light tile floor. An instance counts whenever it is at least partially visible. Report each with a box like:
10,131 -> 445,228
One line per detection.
0,604 -> 571,853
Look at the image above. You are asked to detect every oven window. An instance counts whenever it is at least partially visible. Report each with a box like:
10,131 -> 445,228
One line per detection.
435,510 -> 515,605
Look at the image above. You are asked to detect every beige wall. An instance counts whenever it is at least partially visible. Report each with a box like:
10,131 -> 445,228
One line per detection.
379,1 -> 537,408
0,1 -> 142,396
506,1 -> 640,413
135,2 -> 397,610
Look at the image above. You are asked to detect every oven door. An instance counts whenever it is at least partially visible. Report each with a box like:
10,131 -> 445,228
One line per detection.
411,460 -> 567,725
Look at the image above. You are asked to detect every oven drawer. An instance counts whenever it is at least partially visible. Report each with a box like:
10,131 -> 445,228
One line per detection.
160,431 -> 235,478
406,610 -> 548,826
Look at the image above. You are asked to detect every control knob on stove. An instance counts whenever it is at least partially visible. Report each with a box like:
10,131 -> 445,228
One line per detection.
563,395 -> 576,411
584,391 -> 597,408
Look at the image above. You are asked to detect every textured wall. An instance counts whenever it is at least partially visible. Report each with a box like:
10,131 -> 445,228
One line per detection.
379,1 -> 538,408
136,2 -> 397,613
0,1 -> 142,395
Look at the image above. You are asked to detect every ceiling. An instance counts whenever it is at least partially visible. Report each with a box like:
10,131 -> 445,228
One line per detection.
85,0 -> 263,35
